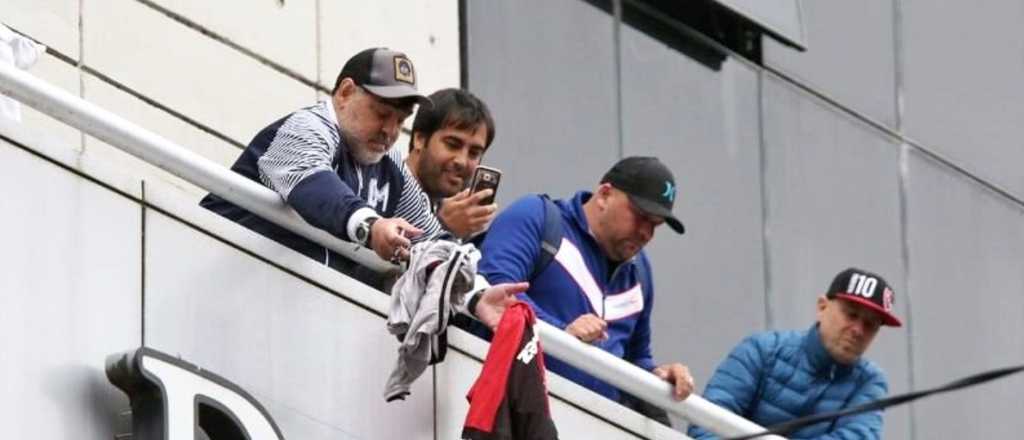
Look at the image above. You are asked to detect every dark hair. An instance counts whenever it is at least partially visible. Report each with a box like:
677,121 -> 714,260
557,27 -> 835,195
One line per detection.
334,48 -> 372,94
409,88 -> 495,152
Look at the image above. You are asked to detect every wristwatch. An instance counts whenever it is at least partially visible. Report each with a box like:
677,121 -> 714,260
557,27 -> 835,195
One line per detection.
354,216 -> 380,246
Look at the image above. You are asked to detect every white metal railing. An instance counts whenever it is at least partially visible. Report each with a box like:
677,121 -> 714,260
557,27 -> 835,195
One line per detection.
0,63 -> 397,275
0,63 -> 784,440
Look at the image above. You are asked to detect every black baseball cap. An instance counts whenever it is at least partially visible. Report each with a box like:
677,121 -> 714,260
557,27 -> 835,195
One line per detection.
601,156 -> 685,234
826,268 -> 902,327
338,48 -> 431,106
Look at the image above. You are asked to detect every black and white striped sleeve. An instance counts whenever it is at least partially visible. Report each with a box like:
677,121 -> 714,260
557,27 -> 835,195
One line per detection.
257,108 -> 367,241
257,110 -> 338,198
389,149 -> 445,243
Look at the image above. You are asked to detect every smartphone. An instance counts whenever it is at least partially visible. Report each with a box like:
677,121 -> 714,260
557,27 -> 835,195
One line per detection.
469,165 -> 502,205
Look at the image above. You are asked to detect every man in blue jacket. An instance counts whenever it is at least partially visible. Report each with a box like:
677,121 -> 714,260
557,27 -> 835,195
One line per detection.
472,156 -> 695,406
688,268 -> 902,439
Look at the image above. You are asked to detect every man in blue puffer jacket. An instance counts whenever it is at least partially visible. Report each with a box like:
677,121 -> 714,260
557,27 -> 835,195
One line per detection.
688,268 -> 902,439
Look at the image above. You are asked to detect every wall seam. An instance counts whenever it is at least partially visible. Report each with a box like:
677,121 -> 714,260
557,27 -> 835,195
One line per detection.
756,70 -> 773,330
896,141 -> 917,440
892,0 -> 917,438
77,0 -> 85,154
315,0 -> 323,101
458,0 -> 469,89
613,0 -> 624,159
141,180 -> 147,346
432,365 -> 439,440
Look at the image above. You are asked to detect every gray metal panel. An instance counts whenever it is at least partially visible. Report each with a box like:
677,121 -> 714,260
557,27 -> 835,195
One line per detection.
761,75 -> 911,439
905,150 -> 1024,439
902,1 -> 1024,201
618,24 -> 767,398
0,140 -> 140,438
143,211 -> 434,439
763,0 -> 897,129
466,0 -> 619,203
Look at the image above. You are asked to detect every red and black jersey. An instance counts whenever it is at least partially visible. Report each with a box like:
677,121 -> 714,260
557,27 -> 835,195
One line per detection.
463,302 -> 559,440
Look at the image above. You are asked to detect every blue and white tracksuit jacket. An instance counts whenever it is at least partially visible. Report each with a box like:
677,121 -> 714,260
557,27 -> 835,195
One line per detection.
688,324 -> 887,439
200,101 -> 402,265
477,191 -> 657,401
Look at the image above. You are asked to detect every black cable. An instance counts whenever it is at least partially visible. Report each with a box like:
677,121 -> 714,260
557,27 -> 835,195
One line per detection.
725,363 -> 1024,440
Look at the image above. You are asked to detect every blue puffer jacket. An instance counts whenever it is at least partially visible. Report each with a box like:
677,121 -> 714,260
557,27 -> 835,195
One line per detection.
688,324 -> 887,440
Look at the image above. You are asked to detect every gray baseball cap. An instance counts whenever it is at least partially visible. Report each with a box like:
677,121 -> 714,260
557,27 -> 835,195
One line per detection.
338,48 -> 431,106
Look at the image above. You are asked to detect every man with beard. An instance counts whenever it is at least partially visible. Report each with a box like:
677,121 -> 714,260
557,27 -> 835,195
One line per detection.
467,157 -> 696,416
687,268 -> 901,439
201,47 -> 428,269
388,88 -> 497,241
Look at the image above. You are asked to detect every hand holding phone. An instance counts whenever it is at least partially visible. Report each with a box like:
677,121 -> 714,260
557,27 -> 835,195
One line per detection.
469,165 -> 502,205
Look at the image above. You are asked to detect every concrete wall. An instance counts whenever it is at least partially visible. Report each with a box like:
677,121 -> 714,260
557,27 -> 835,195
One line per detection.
466,0 -> 1024,437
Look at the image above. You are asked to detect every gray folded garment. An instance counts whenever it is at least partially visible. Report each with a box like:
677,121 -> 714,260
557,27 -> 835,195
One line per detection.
384,239 -> 479,401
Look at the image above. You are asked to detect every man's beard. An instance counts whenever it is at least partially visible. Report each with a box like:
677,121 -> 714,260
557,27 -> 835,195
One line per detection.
342,129 -> 389,165
351,143 -> 386,165
416,156 -> 466,199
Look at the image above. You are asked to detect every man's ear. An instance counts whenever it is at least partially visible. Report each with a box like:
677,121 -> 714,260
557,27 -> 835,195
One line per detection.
593,183 -> 614,208
335,78 -> 358,102
411,131 -> 427,153
816,295 -> 829,321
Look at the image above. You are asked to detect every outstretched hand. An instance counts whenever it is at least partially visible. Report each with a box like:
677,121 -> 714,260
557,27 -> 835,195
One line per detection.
474,282 -> 530,330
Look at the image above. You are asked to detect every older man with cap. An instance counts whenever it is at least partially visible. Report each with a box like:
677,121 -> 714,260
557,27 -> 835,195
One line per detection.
201,47 -> 436,270
688,268 -> 902,439
468,156 -> 695,417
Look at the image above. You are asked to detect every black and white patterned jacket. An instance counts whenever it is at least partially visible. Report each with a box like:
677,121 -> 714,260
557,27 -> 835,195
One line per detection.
200,100 -> 407,266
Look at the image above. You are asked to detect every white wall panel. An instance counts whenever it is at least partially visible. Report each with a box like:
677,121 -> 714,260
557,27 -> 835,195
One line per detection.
0,139 -> 140,439
144,210 -> 434,440
82,71 -> 240,198
319,0 -> 461,94
145,0 -> 317,81
82,0 -> 314,144
1,0 -> 79,58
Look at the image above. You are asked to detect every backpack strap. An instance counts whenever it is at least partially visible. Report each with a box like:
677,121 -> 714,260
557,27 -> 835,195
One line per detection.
529,195 -> 563,281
